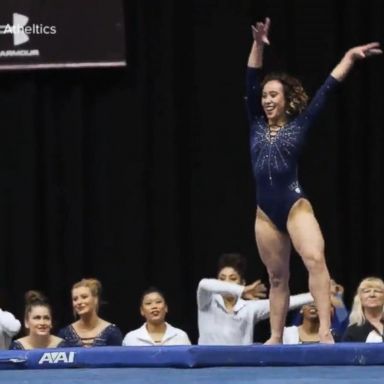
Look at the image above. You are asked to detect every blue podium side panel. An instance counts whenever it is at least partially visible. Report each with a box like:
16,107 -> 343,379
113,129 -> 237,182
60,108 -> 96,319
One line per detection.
1,343 -> 384,370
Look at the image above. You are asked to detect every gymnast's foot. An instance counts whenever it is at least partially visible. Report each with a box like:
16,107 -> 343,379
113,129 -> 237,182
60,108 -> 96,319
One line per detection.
264,336 -> 282,345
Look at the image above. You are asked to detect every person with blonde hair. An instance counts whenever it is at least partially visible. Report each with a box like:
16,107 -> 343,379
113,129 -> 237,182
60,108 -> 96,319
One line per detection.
10,290 -> 64,349
58,278 -> 123,347
342,277 -> 384,342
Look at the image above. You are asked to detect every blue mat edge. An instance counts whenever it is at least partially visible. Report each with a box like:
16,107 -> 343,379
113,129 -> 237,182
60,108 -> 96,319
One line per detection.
0,343 -> 383,370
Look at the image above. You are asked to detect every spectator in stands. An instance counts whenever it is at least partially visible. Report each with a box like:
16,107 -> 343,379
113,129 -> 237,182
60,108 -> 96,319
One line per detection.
197,253 -> 313,345
10,290 -> 64,349
58,278 -> 123,347
342,277 -> 384,342
123,287 -> 191,346
283,302 -> 340,344
329,279 -> 349,335
289,278 -> 349,336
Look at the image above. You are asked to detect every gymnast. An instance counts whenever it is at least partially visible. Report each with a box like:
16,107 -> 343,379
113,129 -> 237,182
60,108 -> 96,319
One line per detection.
246,17 -> 382,344
58,278 -> 123,347
10,290 -> 65,349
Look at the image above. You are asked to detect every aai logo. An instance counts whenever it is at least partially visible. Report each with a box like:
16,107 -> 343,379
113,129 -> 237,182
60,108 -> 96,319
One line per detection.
38,351 -> 75,365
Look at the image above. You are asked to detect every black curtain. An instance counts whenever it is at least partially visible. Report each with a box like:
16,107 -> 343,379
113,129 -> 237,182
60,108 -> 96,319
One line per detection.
0,0 -> 383,343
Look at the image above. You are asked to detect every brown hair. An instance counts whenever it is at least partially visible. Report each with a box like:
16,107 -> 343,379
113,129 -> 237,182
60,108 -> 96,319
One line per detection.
24,290 -> 51,321
261,72 -> 308,117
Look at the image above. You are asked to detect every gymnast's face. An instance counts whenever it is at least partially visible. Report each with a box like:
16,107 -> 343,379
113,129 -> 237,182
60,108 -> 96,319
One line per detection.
72,286 -> 98,316
140,292 -> 168,325
25,305 -> 52,336
359,283 -> 384,310
262,80 -> 286,124
218,267 -> 243,285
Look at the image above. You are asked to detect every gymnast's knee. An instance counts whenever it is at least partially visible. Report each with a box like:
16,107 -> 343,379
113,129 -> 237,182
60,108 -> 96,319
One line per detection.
268,270 -> 290,289
301,250 -> 327,273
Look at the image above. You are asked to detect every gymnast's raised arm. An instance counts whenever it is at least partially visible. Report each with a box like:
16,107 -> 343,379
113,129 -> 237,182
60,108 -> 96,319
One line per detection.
331,42 -> 382,81
247,17 -> 270,68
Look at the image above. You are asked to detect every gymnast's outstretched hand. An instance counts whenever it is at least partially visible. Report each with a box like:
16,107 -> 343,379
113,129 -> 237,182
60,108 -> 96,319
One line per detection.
345,42 -> 382,61
331,42 -> 382,81
251,17 -> 271,45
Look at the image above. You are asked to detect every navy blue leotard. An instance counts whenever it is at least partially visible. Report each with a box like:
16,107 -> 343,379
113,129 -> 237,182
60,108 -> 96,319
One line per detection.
58,324 -> 123,347
245,68 -> 339,232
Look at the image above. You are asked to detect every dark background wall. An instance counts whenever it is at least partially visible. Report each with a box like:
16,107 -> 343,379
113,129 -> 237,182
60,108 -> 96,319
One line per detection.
0,0 -> 383,343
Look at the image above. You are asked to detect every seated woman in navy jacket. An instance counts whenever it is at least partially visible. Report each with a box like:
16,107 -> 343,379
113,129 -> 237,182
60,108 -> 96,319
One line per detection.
10,290 -> 64,349
58,278 -> 122,347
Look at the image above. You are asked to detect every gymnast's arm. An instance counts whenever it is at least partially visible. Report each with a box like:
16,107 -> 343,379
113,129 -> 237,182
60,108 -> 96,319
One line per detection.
304,42 -> 382,122
245,17 -> 270,120
331,42 -> 382,81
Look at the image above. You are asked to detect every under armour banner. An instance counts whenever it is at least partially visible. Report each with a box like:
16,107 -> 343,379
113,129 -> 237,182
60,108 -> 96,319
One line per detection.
0,0 -> 125,71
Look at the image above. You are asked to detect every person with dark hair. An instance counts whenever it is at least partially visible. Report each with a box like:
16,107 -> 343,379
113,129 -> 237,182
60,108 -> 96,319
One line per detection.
10,290 -> 64,350
122,287 -> 191,346
197,253 -> 313,345
289,278 -> 349,335
246,17 -> 382,344
58,278 -> 123,347
283,302 -> 340,344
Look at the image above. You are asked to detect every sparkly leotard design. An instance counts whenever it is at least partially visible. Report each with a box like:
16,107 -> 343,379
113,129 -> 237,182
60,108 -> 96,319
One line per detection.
245,68 -> 339,231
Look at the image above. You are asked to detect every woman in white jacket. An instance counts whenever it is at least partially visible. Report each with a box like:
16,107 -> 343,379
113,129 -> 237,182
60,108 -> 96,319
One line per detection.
197,253 -> 312,345
0,291 -> 21,349
123,287 -> 191,346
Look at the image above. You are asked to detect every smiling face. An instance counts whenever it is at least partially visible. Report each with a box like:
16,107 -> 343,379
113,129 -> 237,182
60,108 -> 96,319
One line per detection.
72,286 -> 98,317
140,292 -> 168,325
301,303 -> 319,321
25,305 -> 52,336
261,80 -> 287,125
